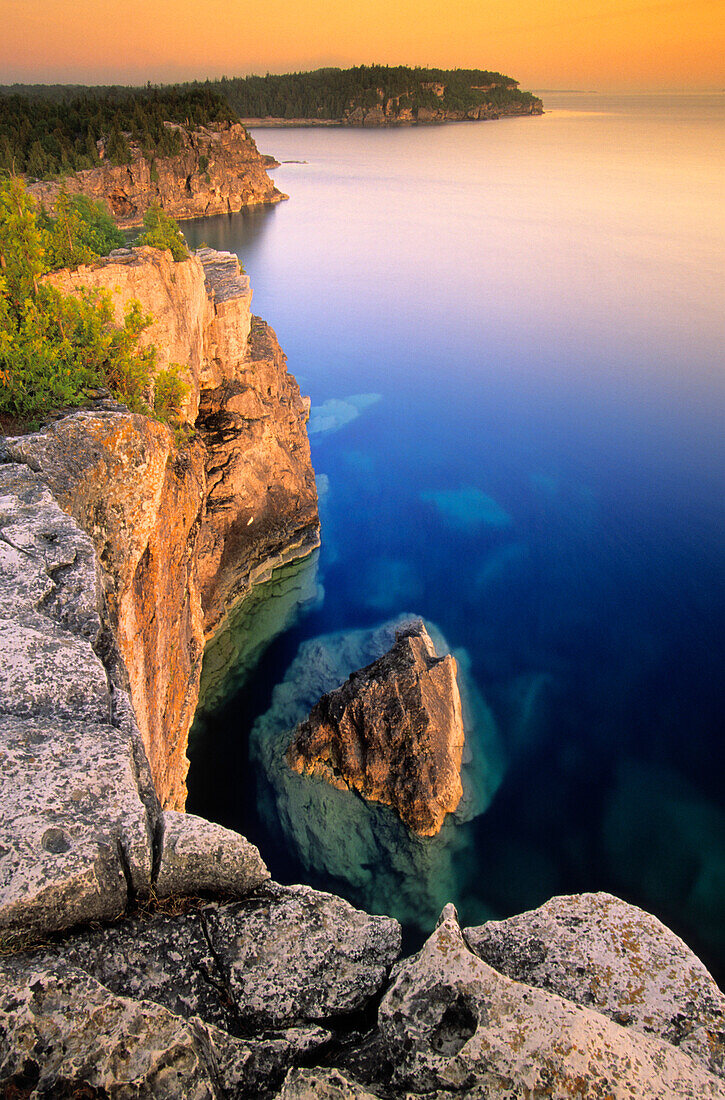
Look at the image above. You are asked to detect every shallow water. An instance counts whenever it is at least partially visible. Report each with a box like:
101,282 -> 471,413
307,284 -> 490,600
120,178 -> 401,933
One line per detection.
185,94 -> 725,978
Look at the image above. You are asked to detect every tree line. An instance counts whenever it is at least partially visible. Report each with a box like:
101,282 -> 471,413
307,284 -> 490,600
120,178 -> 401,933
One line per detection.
201,65 -> 540,119
0,86 -> 236,180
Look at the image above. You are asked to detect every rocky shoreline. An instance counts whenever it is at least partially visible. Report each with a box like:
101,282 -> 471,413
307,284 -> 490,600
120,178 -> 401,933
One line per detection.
240,102 -> 543,128
27,121 -> 286,228
1,248 -> 723,1097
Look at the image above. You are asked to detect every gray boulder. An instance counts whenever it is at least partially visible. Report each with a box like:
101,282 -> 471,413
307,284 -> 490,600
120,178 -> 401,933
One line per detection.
464,891 -> 725,1080
0,955 -> 252,1099
378,907 -> 725,1098
155,809 -> 270,898
203,882 -> 401,1028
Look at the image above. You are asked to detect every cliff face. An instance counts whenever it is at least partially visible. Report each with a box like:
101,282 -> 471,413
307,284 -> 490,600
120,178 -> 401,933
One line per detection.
27,121 -> 287,227
6,246 -> 319,809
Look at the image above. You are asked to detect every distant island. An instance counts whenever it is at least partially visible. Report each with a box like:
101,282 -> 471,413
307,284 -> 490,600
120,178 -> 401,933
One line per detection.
208,65 -> 544,126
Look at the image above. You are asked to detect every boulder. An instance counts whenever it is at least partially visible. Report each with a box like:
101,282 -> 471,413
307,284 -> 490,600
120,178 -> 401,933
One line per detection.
0,955 -> 253,1099
464,891 -> 725,1080
378,906 -> 725,1098
286,621 -> 465,836
155,810 -> 270,899
203,883 -> 401,1028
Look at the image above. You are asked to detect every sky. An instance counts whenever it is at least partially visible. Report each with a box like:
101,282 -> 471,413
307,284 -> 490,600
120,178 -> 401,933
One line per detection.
1,0 -> 723,91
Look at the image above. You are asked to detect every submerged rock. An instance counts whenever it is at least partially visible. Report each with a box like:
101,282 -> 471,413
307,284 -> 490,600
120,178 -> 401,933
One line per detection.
251,615 -> 504,928
287,621 -> 465,836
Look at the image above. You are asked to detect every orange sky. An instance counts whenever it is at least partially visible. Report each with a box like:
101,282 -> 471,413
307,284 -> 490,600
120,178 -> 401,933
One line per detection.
1,0 -> 723,90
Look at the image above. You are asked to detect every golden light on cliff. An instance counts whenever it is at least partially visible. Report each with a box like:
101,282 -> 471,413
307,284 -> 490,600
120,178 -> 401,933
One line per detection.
2,0 -> 723,89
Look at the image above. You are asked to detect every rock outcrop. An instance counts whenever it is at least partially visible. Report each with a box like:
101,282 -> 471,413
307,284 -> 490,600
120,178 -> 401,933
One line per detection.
27,121 -> 286,227
286,621 -> 465,836
4,245 -> 319,808
464,891 -> 725,1080
377,904 -> 725,1099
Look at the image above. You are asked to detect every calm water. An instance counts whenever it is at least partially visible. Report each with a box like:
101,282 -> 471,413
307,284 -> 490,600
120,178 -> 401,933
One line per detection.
185,94 -> 725,978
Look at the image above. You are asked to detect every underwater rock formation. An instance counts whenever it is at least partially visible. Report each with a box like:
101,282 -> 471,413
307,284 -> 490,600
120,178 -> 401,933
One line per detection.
286,621 -> 465,836
251,615 -> 505,927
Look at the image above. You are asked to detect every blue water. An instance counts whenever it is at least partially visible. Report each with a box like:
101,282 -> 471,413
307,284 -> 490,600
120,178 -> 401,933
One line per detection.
185,94 -> 725,978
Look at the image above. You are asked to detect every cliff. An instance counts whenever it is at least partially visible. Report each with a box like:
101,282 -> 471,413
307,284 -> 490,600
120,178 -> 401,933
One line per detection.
26,121 -> 287,227
243,98 -> 543,128
1,246 -> 724,1099
4,245 -> 319,809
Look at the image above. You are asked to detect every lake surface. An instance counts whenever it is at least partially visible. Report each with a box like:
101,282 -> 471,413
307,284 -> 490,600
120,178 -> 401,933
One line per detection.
184,94 -> 725,978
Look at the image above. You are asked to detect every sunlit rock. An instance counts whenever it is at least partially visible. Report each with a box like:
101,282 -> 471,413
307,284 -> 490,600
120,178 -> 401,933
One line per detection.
286,622 -> 465,836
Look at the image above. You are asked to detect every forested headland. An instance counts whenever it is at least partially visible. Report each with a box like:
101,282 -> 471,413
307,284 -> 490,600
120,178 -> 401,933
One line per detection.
205,65 -> 542,121
0,86 -> 235,180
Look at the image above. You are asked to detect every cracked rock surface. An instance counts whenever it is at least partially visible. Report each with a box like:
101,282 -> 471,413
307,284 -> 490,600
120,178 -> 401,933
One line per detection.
0,463 -> 157,934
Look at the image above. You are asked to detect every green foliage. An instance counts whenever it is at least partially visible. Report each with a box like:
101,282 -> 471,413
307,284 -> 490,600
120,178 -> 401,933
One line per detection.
153,363 -> 189,423
45,188 -> 95,269
0,174 -> 49,308
0,280 -> 156,422
197,154 -> 209,174
64,194 -> 124,256
0,177 -> 183,427
0,86 -> 236,181
135,205 -> 189,261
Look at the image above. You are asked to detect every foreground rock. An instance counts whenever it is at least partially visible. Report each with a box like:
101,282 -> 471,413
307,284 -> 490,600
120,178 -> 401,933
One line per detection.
0,464 -> 156,934
0,885 -> 401,1097
464,891 -> 725,1080
28,120 -> 286,227
155,810 -> 269,899
286,621 -> 465,836
378,905 -> 725,1098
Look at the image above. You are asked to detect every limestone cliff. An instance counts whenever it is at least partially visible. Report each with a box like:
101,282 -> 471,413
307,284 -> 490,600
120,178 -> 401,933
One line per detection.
27,121 -> 286,227
5,246 -> 319,809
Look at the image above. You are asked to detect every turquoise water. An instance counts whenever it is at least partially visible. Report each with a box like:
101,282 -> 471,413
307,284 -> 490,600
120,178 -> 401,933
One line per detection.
185,94 -> 725,977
